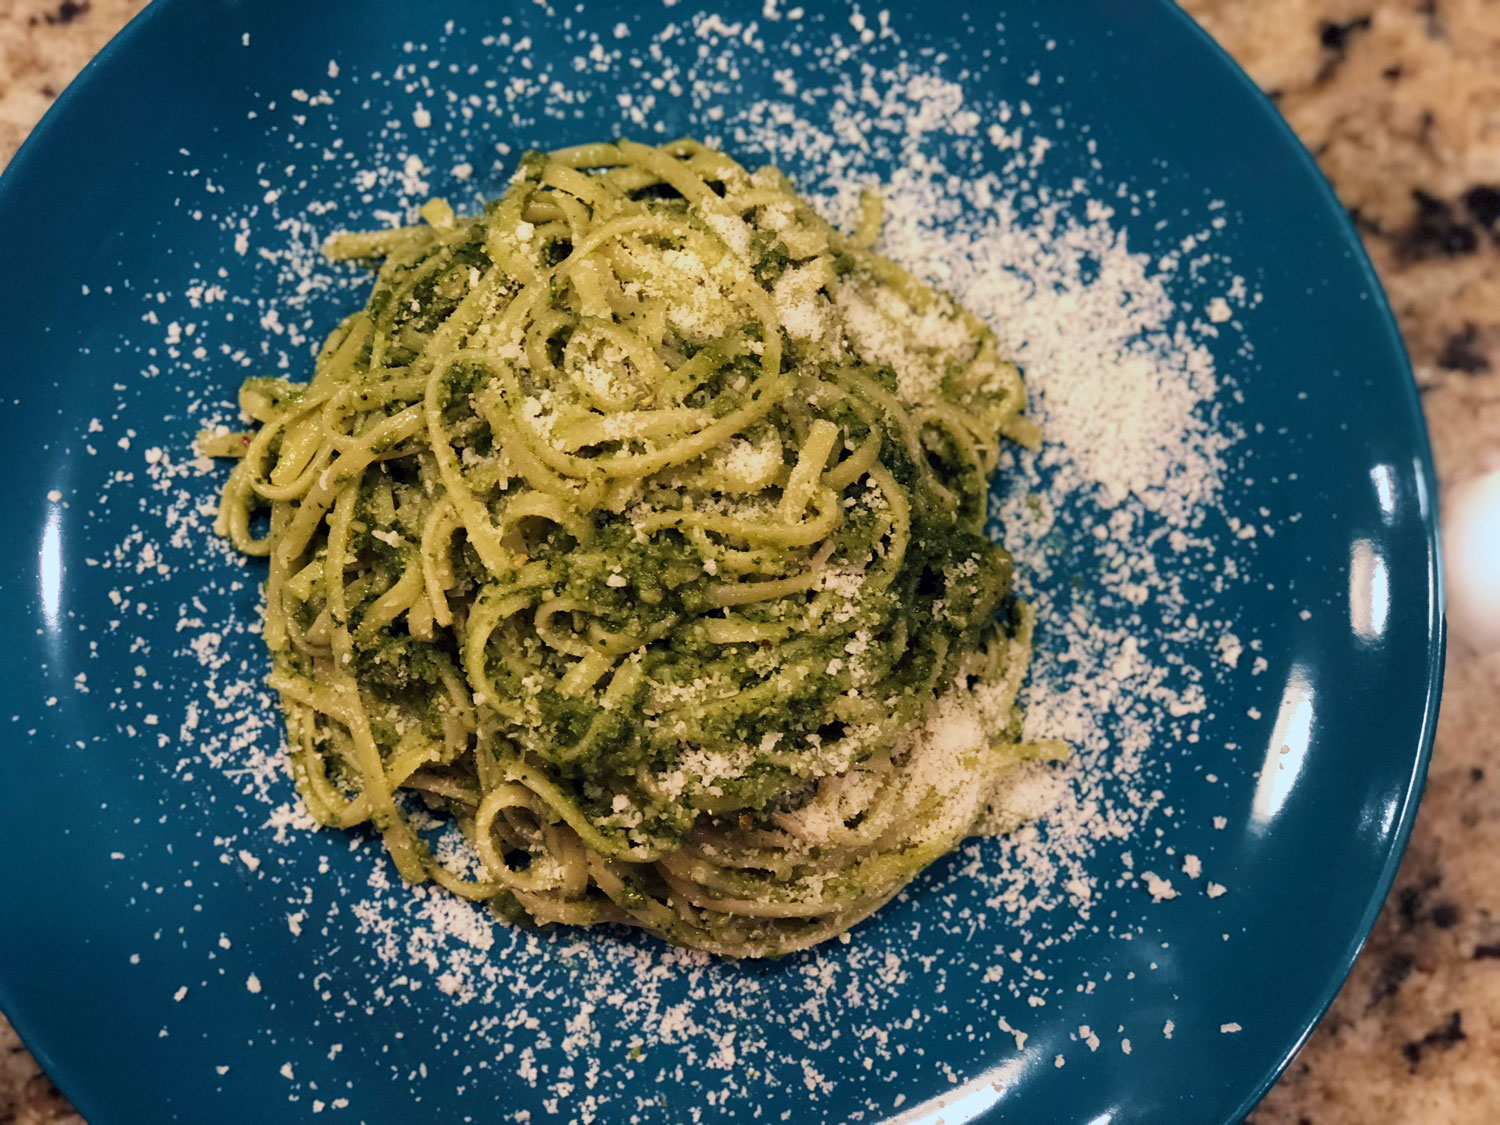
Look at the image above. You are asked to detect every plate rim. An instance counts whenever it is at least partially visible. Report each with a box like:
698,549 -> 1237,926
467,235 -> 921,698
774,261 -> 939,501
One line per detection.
1153,3 -> 1446,1119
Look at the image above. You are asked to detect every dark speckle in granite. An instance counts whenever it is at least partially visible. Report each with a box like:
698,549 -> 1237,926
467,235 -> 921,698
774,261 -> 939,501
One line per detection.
1416,0 -> 1442,38
1317,16 -> 1372,81
1464,185 -> 1500,231
1438,325 -> 1491,374
1473,944 -> 1500,961
1396,874 -> 1443,929
1368,952 -> 1416,1010
1431,902 -> 1461,929
1396,190 -> 1479,262
1401,1011 -> 1467,1069
36,1 -> 91,26
1319,15 -> 1372,51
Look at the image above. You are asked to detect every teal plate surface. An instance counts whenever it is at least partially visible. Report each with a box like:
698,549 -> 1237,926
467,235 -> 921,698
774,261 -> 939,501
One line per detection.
0,1 -> 1442,1122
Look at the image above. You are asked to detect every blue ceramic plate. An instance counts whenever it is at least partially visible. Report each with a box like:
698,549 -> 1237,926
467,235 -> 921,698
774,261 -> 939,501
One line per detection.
0,2 -> 1441,1122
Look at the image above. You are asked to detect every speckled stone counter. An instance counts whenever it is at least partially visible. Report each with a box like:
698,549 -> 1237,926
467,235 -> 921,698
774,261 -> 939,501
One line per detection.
2,2 -> 1497,1122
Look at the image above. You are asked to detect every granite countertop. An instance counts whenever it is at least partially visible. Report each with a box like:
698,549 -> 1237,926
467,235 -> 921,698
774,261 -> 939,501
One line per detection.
1,1 -> 1497,1122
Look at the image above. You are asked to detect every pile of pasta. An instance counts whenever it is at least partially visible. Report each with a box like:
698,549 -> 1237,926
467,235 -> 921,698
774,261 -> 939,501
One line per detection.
209,139 -> 1060,956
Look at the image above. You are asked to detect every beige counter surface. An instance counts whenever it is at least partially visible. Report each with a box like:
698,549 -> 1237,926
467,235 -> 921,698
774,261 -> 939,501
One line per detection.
2,1 -> 1497,1122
